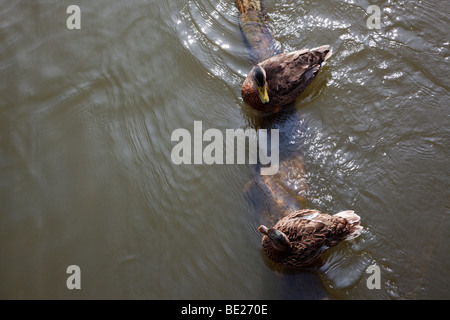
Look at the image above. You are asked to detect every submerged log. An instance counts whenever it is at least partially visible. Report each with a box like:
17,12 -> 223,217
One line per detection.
237,1 -> 308,221
235,0 -> 281,64
244,156 -> 308,225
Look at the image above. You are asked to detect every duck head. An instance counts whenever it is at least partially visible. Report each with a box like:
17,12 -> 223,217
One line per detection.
258,225 -> 291,252
252,65 -> 269,104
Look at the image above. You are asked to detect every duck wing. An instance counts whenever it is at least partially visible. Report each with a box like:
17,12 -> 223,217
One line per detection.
274,211 -> 331,266
275,209 -> 328,241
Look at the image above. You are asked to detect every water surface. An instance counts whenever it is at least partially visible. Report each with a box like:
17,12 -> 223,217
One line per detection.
1,0 -> 449,299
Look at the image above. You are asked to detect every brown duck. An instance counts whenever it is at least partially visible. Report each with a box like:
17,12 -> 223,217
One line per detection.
241,46 -> 332,112
258,209 -> 362,269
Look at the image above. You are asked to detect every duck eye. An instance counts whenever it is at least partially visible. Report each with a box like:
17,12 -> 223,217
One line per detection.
268,229 -> 286,241
253,66 -> 265,86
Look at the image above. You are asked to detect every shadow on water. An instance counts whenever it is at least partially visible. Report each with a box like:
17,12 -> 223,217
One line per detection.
242,103 -> 334,299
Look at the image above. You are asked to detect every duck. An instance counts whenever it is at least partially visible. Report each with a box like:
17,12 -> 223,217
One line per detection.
241,45 -> 332,112
258,209 -> 362,269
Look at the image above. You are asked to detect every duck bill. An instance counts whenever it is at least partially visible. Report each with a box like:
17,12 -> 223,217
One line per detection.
258,86 -> 269,104
258,225 -> 269,235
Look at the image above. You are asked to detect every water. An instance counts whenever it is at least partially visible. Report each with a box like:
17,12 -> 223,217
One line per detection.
0,0 -> 449,299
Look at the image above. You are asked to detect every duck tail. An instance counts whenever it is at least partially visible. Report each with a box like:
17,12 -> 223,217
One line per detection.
312,45 -> 333,65
334,210 -> 363,241
323,48 -> 333,61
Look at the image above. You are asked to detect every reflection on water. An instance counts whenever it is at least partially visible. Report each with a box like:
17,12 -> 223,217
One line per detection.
1,0 -> 449,299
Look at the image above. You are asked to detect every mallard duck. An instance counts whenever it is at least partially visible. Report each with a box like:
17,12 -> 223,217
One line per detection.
241,46 -> 332,112
258,209 -> 362,269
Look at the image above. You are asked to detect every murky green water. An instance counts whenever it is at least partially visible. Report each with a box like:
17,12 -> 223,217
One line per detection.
1,0 -> 449,299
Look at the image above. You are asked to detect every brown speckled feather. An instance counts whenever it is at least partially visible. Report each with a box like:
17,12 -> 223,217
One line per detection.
242,46 -> 332,112
260,209 -> 362,269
